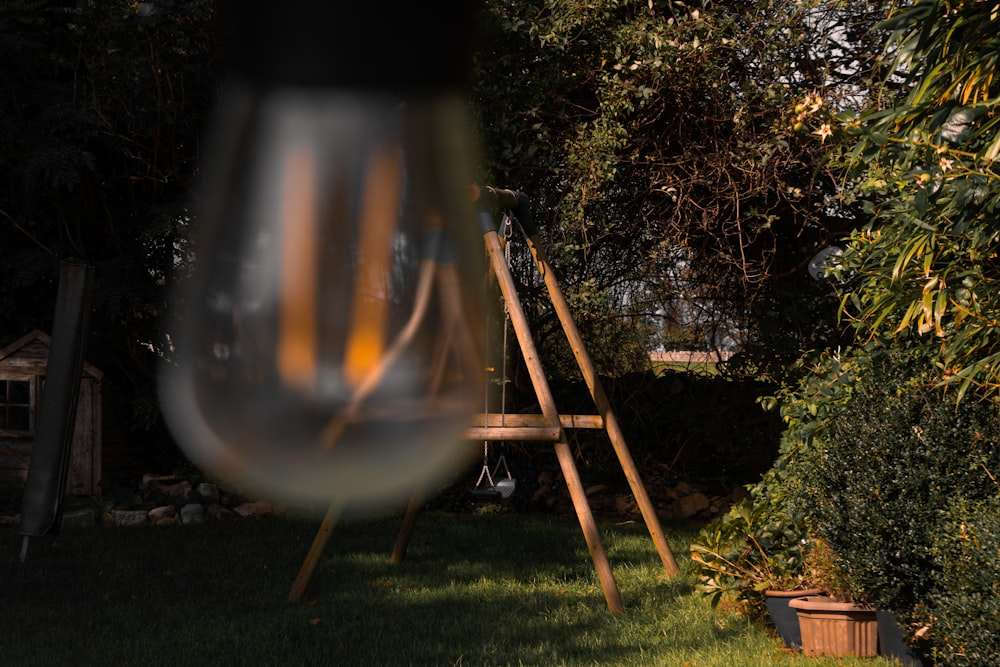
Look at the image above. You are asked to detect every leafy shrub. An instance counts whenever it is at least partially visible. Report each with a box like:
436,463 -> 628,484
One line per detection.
804,349 -> 1000,647
923,496 -> 1000,667
808,350 -> 1000,607
541,370 -> 783,490
693,341 -> 1000,666
689,347 -> 868,613
757,346 -> 873,527
689,499 -> 812,616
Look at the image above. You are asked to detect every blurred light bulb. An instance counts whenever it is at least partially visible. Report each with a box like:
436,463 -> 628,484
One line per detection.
159,1 -> 485,507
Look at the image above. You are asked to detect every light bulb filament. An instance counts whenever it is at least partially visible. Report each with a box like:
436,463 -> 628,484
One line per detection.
344,144 -> 402,388
278,146 -> 319,389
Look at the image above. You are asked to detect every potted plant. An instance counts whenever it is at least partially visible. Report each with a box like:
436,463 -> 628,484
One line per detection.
690,500 -> 820,649
763,588 -> 823,651
786,539 -> 878,658
789,595 -> 878,658
799,350 -> 1000,663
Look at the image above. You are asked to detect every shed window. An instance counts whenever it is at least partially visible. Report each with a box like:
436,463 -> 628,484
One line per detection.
0,379 -> 31,433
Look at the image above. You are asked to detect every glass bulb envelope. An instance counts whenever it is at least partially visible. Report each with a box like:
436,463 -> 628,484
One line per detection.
160,87 -> 485,507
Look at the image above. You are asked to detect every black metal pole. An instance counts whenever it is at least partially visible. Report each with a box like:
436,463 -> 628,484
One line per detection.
19,259 -> 95,560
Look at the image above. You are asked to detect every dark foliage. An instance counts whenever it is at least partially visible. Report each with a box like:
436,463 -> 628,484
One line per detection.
0,0 -> 219,473
806,350 -> 1000,658
471,0 -> 889,381
923,497 -> 1000,667
498,369 -> 783,494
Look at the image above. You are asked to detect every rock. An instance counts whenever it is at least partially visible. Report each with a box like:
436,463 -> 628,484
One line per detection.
111,509 -> 148,527
0,515 -> 18,527
142,473 -> 181,487
161,480 -> 192,499
197,482 -> 220,505
109,484 -> 144,509
588,494 -> 614,513
234,500 -> 273,517
61,508 -> 97,529
553,501 -> 574,515
673,481 -> 701,497
206,504 -> 238,521
147,505 -> 178,523
676,492 -> 710,518
614,495 -> 638,515
180,503 -> 205,525
146,489 -> 168,506
709,495 -> 732,516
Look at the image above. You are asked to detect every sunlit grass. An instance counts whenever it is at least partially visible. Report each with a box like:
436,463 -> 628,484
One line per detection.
651,361 -> 722,376
0,511 -> 896,666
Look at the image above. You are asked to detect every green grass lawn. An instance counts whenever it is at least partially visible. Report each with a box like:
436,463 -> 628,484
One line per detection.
652,361 -> 722,376
0,510 -> 897,666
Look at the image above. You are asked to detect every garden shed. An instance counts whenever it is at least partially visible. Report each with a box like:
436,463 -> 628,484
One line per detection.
0,329 -> 103,496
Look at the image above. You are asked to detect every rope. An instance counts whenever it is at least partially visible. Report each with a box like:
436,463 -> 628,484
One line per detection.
475,440 -> 494,490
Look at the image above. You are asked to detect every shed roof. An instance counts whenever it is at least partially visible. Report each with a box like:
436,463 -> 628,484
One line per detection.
0,329 -> 103,379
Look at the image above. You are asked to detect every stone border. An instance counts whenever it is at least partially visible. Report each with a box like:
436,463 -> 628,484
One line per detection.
0,474 -> 296,530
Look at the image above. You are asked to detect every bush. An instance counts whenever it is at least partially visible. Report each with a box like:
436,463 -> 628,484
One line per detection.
804,349 -> 1000,658
694,343 -> 1000,663
922,496 -> 1000,667
689,498 -> 812,617
689,347 -> 866,614
537,370 -> 783,491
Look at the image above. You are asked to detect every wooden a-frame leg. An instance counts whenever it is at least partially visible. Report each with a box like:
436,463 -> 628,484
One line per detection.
391,489 -> 424,563
288,501 -> 343,601
482,225 -> 626,613
522,232 -> 680,577
554,438 -> 625,615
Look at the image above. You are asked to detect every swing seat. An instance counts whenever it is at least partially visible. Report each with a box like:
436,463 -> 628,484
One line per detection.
469,477 -> 517,501
494,477 -> 516,499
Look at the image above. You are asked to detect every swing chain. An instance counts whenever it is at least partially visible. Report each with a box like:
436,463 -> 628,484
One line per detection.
498,212 -> 514,423
474,211 -> 517,495
500,210 -> 514,244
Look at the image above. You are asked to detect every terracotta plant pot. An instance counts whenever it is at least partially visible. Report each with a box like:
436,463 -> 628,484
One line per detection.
789,595 -> 878,657
764,588 -> 824,649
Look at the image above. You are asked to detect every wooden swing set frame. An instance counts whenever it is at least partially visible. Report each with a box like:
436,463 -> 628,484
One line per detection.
288,186 -> 679,614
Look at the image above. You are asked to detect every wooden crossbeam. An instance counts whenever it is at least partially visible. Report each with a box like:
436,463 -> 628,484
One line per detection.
464,426 -> 560,441
469,413 -> 605,430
